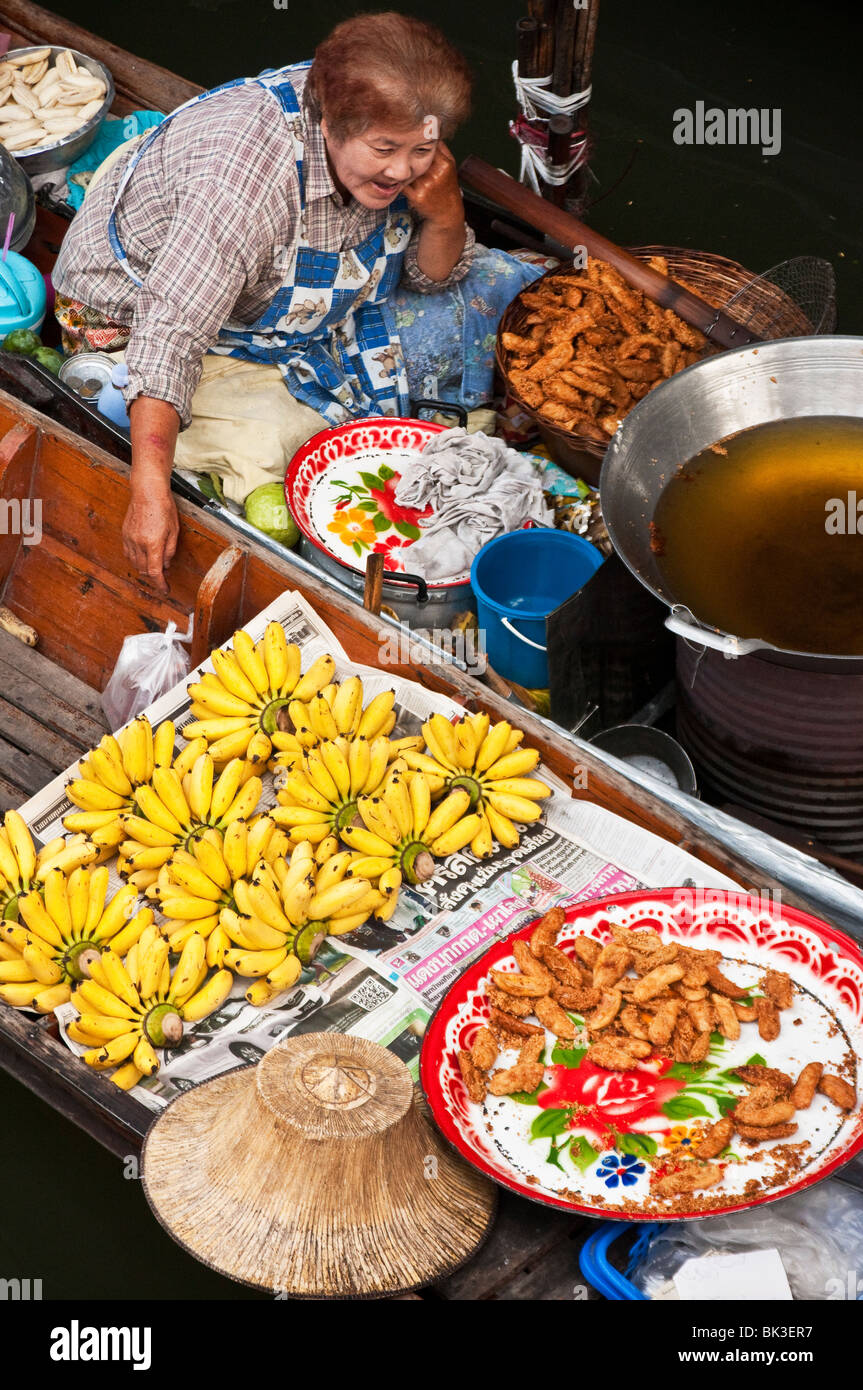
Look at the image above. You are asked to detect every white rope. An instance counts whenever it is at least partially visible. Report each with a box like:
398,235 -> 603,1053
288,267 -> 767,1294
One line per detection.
512,60 -> 592,120
512,127 -> 589,193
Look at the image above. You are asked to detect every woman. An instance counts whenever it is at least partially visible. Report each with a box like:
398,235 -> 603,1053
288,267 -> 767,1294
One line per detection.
54,12 -> 540,591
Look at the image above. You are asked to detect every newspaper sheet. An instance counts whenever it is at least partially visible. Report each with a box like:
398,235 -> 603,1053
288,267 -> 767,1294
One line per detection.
19,589 -> 739,1112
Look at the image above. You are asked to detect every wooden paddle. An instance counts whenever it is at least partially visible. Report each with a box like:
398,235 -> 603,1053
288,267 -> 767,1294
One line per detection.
459,155 -> 762,349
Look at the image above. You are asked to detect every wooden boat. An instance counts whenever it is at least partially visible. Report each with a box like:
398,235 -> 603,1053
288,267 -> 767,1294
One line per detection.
2,0 -> 863,1299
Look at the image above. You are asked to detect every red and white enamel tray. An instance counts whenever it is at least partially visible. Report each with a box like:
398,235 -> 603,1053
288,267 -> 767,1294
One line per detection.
286,417 -> 469,586
420,889 -> 863,1221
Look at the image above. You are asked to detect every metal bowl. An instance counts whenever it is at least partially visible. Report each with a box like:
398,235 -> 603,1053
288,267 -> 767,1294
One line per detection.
2,46 -> 115,175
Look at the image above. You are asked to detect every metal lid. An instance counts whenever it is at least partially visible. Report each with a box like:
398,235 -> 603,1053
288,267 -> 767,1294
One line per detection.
58,352 -> 115,398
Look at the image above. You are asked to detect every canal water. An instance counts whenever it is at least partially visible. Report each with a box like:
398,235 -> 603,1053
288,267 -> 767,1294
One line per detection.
0,0 -> 860,1300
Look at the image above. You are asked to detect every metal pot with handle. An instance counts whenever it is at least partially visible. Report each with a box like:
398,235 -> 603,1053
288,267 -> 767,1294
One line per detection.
599,335 -> 863,673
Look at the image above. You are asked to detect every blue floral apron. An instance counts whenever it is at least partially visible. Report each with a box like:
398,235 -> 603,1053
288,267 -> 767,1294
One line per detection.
107,60 -> 413,424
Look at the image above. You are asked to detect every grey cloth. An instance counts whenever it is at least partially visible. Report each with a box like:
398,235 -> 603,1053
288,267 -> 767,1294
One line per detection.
394,428 -> 552,581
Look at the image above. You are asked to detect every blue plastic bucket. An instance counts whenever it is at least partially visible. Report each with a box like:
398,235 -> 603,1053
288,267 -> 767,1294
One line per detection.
471,528 -> 604,688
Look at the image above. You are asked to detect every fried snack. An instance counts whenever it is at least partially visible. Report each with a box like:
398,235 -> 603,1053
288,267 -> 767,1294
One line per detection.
790,1061 -> 823,1109
755,996 -> 781,1041
488,968 -> 549,998
648,998 -> 682,1047
587,1039 -> 643,1071
608,926 -> 662,954
529,905 -> 565,956
518,1034 -> 545,1066
458,1050 -> 486,1103
470,1026 -> 498,1072
711,993 -> 741,1040
632,944 -> 681,976
488,1060 -> 545,1096
762,969 -> 794,1010
734,1065 -> 793,1093
572,935 -> 601,967
539,943 -> 585,988
733,1001 -> 758,1023
587,988 -> 622,1031
688,1031 -> 712,1064
551,980 -> 601,1012
489,1006 -> 544,1041
735,1121 -> 798,1142
487,984 -> 534,1018
592,944 -> 632,990
694,1116 -> 735,1160
670,1013 -> 697,1063
513,939 -> 556,987
686,997 -> 717,1035
532,995 -> 575,1039
733,1092 -> 796,1126
706,963 -> 749,1000
619,1005 -> 650,1040
633,962 -> 685,1002
500,259 -> 709,440
654,1163 -> 722,1197
678,985 -> 709,1002
818,1073 -> 856,1111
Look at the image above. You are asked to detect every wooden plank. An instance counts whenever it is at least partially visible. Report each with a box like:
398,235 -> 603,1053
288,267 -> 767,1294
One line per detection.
0,420 -> 38,588
0,0 -> 204,114
434,1190 -> 579,1299
0,694 -> 83,772
189,545 -> 246,668
0,627 -> 106,731
0,1006 -> 150,1156
485,1221 -> 603,1300
0,768 -> 24,812
0,729 -> 55,798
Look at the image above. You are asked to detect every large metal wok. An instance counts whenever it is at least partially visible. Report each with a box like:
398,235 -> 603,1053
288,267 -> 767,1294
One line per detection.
599,335 -> 863,672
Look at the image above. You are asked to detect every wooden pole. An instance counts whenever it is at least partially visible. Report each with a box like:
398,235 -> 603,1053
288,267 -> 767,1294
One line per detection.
363,553 -> 384,616
516,16 -> 540,78
527,0 -> 556,76
546,114 -> 572,208
551,0 -> 578,97
458,156 -> 762,348
568,0 -> 600,209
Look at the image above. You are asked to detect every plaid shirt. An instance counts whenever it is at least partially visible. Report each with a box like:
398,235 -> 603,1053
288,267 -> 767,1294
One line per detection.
53,71 -> 475,429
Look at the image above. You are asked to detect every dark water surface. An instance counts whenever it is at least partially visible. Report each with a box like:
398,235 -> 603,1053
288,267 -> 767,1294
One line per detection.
1,0 -> 861,1301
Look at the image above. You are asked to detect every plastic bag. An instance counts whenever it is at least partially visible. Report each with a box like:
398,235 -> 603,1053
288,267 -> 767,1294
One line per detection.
629,1178 -> 863,1300
101,615 -> 194,729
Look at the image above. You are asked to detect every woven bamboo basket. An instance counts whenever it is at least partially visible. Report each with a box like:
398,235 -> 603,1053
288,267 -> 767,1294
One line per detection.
497,245 -> 816,485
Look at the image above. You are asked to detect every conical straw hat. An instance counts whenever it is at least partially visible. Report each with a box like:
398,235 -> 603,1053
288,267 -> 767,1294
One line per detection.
141,1033 -> 496,1298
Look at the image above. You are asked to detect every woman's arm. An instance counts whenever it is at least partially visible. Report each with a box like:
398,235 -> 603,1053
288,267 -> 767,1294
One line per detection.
123,396 -> 180,592
403,143 -> 469,282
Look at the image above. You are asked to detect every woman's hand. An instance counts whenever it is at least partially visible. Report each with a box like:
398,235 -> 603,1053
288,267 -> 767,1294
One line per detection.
122,483 -> 179,593
402,142 -> 465,230
125,395 -> 181,592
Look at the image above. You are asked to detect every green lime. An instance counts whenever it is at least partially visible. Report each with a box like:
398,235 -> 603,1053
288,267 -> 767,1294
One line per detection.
244,482 -> 299,549
3,328 -> 42,355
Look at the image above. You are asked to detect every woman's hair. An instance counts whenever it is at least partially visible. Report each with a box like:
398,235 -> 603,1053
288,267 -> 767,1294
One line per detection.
306,12 -> 472,142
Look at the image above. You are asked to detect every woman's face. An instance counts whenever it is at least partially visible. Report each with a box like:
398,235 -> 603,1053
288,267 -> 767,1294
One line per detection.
321,118 -> 438,208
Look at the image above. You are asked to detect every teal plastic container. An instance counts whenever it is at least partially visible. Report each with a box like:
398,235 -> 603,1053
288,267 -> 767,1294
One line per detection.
0,251 -> 47,340
471,528 -> 604,688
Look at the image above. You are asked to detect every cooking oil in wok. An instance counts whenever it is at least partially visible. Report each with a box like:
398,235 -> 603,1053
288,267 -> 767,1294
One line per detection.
653,416 -> 863,655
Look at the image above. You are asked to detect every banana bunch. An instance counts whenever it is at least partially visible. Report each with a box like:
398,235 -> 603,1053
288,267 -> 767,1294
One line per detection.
268,680 -> 422,771
341,772 -> 479,882
119,753 -> 263,889
63,718 -> 200,853
271,734 -> 399,845
68,927 -> 232,1089
0,810 -> 99,922
402,713 -> 550,850
0,868 -> 152,1012
147,817 -> 290,962
181,620 -> 336,768
221,840 -> 382,1006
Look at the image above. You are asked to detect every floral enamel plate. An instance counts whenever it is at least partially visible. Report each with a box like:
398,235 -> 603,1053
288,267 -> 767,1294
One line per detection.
286,417 -> 467,584
420,889 -> 863,1221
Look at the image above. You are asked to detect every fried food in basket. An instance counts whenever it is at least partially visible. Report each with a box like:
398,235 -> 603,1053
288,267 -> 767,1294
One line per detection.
501,256 -> 708,440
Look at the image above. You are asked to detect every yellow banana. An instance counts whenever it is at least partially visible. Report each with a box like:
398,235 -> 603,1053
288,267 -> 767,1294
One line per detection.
430,814 -> 482,856
356,689 -> 395,740
291,652 -> 336,704
485,791 -> 543,823
232,628 -> 270,696
83,1032 -> 140,1069
34,983 -> 71,1014
424,788 -> 472,843
262,621 -> 290,693
332,676 -> 362,735
483,749 -> 542,780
